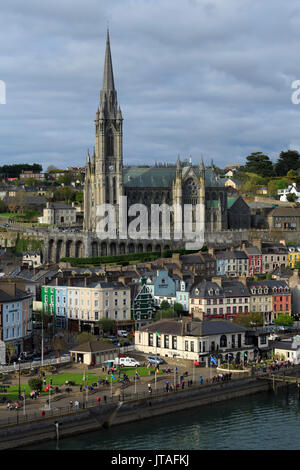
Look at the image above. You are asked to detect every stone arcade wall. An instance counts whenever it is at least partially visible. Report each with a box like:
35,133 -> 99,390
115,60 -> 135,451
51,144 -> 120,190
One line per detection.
42,228 -> 300,264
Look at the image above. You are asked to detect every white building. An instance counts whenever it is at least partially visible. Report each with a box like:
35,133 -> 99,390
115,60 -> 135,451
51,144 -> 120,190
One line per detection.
278,183 -> 300,203
135,318 -> 254,365
273,336 -> 300,364
22,251 -> 42,268
38,202 -> 76,225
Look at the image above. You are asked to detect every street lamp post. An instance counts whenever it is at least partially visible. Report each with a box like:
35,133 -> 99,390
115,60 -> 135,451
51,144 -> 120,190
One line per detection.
18,357 -> 21,400
41,315 -> 44,367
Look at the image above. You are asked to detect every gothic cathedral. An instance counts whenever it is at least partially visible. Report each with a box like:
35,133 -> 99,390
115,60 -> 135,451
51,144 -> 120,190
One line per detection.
83,31 -> 229,256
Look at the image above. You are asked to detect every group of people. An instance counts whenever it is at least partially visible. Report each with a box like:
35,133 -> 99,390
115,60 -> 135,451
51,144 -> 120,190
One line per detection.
210,372 -> 232,383
30,390 -> 40,399
7,401 -> 20,411
69,400 -> 80,410
269,360 -> 292,372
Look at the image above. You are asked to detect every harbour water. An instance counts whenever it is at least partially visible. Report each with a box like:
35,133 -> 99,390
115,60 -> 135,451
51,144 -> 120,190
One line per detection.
26,388 -> 300,450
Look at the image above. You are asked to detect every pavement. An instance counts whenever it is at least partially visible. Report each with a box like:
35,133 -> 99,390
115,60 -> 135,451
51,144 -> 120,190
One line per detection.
0,359 -> 242,422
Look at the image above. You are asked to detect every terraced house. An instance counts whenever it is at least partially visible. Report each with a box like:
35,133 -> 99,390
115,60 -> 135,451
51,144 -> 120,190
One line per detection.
287,245 -> 300,268
247,281 -> 274,325
41,281 -> 131,333
213,248 -> 249,277
0,279 -> 33,356
189,277 -> 250,320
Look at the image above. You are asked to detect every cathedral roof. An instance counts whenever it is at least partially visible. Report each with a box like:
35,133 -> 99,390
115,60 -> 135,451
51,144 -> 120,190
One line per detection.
122,166 -> 226,188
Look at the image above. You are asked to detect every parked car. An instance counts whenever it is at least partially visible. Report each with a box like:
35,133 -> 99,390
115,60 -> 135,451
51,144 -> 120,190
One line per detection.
112,340 -> 121,346
114,357 -> 140,367
32,357 -> 41,362
147,355 -> 163,365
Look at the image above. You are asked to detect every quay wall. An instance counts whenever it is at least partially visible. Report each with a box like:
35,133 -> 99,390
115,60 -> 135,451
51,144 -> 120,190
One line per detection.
0,377 -> 276,450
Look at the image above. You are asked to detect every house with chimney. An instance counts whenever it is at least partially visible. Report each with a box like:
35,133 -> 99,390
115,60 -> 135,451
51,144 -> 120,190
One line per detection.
134,318 -> 255,365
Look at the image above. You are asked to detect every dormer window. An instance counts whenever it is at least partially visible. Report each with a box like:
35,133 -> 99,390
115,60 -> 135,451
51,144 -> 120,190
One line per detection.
215,289 -> 219,296
195,288 -> 199,296
208,289 -> 213,296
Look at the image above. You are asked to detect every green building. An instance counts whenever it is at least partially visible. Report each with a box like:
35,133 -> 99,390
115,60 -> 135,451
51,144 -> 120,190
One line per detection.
132,279 -> 156,327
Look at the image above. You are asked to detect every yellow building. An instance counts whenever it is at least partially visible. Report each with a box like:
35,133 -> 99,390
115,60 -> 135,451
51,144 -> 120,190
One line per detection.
288,246 -> 300,268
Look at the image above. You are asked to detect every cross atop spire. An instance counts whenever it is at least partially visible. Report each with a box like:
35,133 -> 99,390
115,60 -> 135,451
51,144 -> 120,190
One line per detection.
102,29 -> 115,91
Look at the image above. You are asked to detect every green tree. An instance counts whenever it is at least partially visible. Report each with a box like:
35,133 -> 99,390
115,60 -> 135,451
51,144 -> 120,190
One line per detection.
244,152 -> 274,177
287,193 -> 298,203
5,342 -> 16,364
174,302 -> 184,314
76,332 -> 97,344
160,300 -> 170,309
267,178 -> 289,197
28,378 -> 43,392
234,312 -> 264,328
287,169 -> 297,180
275,150 -> 300,176
52,187 -> 76,204
23,178 -> 40,187
155,308 -> 176,321
98,318 -> 116,335
57,172 -> 72,186
274,314 -> 294,327
75,191 -> 83,204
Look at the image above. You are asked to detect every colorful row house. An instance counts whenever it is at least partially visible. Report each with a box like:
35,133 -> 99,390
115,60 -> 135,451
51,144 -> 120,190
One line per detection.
41,281 -> 131,333
189,278 -> 291,324
189,278 -> 250,320
287,245 -> 300,268
0,279 -> 33,356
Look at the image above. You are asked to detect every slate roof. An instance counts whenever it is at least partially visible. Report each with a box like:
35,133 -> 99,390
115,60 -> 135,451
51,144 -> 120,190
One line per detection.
70,340 -> 119,353
247,280 -> 290,292
47,202 -> 76,210
269,207 -> 300,217
191,279 -> 249,298
0,287 -> 31,302
139,318 -> 247,337
122,166 -> 225,188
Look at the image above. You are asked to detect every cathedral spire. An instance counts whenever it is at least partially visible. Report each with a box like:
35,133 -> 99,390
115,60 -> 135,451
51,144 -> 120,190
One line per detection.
102,29 -> 115,91
100,30 -> 119,118
200,154 -> 205,171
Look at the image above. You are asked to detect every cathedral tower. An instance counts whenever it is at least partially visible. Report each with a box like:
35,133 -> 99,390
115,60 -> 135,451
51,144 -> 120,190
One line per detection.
84,30 -> 123,232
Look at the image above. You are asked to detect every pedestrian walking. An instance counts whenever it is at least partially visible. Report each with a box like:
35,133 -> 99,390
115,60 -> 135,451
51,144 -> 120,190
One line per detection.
104,395 -> 107,404
200,376 -> 203,385
75,400 -> 79,410
69,400 -> 73,410
97,395 -> 101,405
80,383 -> 83,392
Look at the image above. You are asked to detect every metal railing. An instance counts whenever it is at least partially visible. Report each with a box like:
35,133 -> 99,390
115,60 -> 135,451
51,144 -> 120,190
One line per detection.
0,372 -> 242,428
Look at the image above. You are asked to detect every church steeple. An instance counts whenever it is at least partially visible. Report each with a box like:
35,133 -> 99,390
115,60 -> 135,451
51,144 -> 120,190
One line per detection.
102,29 -> 115,92
100,29 -> 119,117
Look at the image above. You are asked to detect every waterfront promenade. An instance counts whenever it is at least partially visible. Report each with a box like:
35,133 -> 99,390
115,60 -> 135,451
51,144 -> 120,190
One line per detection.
0,360 -> 298,429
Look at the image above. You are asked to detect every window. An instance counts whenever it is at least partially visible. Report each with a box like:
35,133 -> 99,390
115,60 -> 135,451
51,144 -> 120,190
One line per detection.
190,341 -> 194,352
164,335 -> 169,349
95,312 -> 99,320
172,336 -> 177,350
185,340 -> 188,351
149,333 -> 153,347
94,300 -> 99,307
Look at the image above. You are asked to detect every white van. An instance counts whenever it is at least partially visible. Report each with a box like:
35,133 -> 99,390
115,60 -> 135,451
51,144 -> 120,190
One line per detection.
114,357 -> 140,367
117,330 -> 128,337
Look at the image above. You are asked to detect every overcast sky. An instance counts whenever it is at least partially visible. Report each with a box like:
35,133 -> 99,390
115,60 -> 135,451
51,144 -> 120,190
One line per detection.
1,0 -> 300,171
